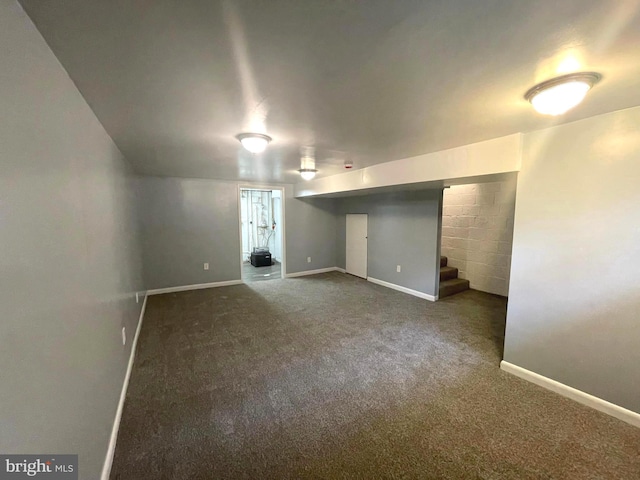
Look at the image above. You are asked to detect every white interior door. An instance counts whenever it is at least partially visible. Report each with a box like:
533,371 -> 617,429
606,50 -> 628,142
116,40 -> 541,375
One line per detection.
346,214 -> 368,279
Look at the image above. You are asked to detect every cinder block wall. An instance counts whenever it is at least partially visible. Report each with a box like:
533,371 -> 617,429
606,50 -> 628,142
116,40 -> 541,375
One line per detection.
441,177 -> 517,296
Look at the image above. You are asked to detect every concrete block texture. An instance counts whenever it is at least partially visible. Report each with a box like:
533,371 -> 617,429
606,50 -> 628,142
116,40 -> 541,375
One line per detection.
441,176 -> 516,296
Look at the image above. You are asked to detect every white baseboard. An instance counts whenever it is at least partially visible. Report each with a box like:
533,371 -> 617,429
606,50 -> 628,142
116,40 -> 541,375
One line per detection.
285,267 -> 342,278
146,279 -> 243,295
500,361 -> 640,428
335,267 -> 346,273
367,277 -> 438,302
101,294 -> 148,480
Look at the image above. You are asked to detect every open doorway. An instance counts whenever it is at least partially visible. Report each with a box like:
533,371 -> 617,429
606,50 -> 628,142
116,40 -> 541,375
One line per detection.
239,187 -> 284,282
439,174 -> 517,298
438,173 -> 517,357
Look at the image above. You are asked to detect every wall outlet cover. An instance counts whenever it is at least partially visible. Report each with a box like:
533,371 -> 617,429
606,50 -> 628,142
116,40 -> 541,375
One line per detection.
122,327 -> 126,346
397,265 -> 402,272
307,257 -> 311,263
204,263 -> 209,270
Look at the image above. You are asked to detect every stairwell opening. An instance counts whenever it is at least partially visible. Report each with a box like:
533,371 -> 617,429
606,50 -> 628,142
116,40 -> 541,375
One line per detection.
438,174 -> 517,300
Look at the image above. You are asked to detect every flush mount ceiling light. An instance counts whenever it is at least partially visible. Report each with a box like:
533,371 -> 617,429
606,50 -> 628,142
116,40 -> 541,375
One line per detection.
298,146 -> 318,180
298,168 -> 318,181
236,133 -> 272,154
524,72 -> 601,116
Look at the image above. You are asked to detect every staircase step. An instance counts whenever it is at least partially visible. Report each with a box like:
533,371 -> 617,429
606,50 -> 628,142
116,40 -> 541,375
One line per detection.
439,278 -> 470,298
440,256 -> 448,267
440,266 -> 459,281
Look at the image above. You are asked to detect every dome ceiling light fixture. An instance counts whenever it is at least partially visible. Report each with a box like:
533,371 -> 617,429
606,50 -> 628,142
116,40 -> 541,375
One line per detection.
236,133 -> 272,154
524,72 -> 601,116
298,168 -> 318,181
298,145 -> 318,181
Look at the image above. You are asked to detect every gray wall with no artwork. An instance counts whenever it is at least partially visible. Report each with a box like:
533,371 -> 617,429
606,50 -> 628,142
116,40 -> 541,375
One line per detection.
335,190 -> 443,297
137,177 -> 242,289
137,179 -> 338,289
505,106 -> 640,414
0,3 -> 145,480
284,194 -> 338,274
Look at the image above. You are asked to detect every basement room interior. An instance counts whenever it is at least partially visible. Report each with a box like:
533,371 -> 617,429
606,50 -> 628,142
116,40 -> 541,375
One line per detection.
2,1 -> 640,479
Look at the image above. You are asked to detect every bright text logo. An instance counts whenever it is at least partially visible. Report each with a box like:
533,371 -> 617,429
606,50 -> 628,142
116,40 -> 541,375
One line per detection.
0,455 -> 77,480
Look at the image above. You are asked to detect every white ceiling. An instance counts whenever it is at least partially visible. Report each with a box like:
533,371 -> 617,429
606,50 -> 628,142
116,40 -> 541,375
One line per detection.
20,0 -> 640,183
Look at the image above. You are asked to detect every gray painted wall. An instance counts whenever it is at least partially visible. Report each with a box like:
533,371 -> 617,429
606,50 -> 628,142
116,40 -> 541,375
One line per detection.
336,190 -> 442,296
505,107 -> 640,413
137,179 -> 338,289
137,177 -> 241,289
284,194 -> 338,274
0,3 -> 144,479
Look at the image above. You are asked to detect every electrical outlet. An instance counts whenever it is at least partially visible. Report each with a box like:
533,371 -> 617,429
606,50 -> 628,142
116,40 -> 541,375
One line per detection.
135,292 -> 139,304
122,327 -> 126,346
307,257 -> 311,263
397,265 -> 401,273
204,262 -> 209,270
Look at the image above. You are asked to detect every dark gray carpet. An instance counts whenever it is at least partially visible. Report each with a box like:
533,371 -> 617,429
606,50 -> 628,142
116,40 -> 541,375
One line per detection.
111,272 -> 640,479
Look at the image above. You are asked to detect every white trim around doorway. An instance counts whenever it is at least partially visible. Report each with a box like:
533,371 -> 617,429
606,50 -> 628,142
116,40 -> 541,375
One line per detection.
238,184 -> 287,282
